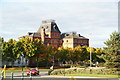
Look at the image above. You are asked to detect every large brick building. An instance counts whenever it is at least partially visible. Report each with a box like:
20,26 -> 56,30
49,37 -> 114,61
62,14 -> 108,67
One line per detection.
27,19 -> 89,48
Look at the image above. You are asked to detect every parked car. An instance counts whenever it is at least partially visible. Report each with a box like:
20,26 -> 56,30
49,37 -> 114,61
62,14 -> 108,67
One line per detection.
26,68 -> 39,75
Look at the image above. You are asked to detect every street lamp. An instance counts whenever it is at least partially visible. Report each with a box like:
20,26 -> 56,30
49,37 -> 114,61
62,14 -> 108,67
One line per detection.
89,33 -> 92,67
52,56 -> 54,67
90,47 -> 92,67
21,53 -> 24,71
63,61 -> 66,76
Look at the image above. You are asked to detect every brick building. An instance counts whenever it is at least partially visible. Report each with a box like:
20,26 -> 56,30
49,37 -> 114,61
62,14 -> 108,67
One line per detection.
27,19 -> 89,48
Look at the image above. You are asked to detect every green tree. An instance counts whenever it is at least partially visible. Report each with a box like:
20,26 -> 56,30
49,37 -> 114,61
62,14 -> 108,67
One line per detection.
101,31 -> 120,68
18,37 -> 43,67
0,37 -> 4,67
2,39 -> 17,67
58,47 -> 70,62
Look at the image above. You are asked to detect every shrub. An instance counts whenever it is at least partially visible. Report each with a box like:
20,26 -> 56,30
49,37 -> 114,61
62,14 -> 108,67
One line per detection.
48,69 -> 54,75
50,67 -> 118,75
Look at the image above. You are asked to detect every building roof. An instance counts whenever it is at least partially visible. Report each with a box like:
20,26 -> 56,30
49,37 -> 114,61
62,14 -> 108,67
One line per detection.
61,32 -> 89,39
28,32 -> 41,38
37,19 -> 61,33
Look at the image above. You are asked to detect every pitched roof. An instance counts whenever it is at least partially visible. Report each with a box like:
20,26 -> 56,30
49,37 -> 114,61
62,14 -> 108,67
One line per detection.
28,32 -> 41,38
61,32 -> 89,39
37,19 -> 61,33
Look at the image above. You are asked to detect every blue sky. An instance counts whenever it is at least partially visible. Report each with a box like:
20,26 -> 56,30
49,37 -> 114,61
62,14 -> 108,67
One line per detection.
0,0 -> 119,48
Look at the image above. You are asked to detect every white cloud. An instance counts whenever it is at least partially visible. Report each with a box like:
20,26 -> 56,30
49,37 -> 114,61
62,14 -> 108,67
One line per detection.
1,1 -> 118,48
2,0 -> 120,3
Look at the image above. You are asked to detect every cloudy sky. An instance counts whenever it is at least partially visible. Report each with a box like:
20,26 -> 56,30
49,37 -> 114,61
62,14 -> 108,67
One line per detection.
0,0 -> 119,48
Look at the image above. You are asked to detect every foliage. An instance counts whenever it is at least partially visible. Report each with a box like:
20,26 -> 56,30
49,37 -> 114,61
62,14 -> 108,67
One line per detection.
2,37 -> 44,67
18,37 -> 44,67
100,31 -> 120,68
2,39 -> 18,67
50,68 -> 119,76
58,47 -> 72,62
48,69 -> 54,75
58,46 -> 104,66
1,36 -> 105,67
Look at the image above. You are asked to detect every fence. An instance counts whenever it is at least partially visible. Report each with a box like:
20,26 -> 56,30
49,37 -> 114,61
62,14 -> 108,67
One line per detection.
1,71 -> 33,80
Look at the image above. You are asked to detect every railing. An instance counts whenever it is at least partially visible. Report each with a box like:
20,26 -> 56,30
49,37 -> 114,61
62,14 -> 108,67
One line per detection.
1,71 -> 34,80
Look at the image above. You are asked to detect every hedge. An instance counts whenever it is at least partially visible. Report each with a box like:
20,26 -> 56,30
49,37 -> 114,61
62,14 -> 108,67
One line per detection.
50,67 -> 119,75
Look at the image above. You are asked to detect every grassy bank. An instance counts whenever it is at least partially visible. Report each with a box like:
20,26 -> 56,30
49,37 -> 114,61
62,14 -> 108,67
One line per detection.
50,67 -> 119,78
58,74 -> 119,78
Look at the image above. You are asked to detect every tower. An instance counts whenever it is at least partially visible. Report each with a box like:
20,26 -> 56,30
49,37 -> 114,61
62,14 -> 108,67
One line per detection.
37,19 -> 62,48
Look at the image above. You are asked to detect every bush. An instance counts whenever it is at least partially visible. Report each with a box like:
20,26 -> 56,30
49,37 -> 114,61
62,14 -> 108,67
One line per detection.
48,69 -> 54,75
50,67 -> 118,75
60,64 -> 71,68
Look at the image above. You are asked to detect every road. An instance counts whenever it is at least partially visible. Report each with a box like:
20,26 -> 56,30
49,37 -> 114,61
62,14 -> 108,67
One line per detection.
1,70 -> 119,80
5,70 -> 48,77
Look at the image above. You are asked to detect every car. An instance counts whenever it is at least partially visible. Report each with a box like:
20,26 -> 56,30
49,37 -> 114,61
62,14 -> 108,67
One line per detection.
26,68 -> 39,76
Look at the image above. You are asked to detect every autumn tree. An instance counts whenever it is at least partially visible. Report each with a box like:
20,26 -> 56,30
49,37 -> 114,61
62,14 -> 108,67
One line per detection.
18,37 -> 43,67
2,39 -> 18,67
58,47 -> 70,62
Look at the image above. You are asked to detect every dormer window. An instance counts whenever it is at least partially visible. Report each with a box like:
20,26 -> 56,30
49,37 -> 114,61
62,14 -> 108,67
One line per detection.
46,26 -> 48,29
66,34 -> 69,36
66,40 -> 68,42
53,25 -> 56,30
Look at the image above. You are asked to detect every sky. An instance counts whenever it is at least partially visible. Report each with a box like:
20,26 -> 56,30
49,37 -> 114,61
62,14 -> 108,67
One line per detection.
0,0 -> 119,48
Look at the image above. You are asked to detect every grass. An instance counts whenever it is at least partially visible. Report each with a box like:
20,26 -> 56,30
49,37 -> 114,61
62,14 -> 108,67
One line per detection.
1,67 -> 49,72
57,74 -> 119,78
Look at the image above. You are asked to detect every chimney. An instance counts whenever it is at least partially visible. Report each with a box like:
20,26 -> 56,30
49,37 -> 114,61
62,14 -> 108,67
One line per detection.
41,28 -> 45,43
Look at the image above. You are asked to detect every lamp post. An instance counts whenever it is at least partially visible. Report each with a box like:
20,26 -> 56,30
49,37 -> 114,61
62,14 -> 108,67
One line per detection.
90,47 -> 92,67
89,33 -> 92,67
21,53 -> 24,71
53,56 -> 54,68
63,61 -> 66,76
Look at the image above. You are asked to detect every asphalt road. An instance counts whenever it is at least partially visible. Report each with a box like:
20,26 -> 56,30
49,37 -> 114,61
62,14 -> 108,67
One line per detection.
1,70 -> 119,80
5,70 -> 48,77
2,77 -> 119,80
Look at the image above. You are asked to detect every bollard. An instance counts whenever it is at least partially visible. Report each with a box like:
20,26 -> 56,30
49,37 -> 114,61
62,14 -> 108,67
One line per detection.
70,77 -> 76,80
11,72 -> 13,80
22,72 -> 24,80
30,71 -> 32,80
1,72 -> 4,80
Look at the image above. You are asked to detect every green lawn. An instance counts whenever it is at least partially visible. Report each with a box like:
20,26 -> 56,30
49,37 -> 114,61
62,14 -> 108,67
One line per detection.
6,69 -> 29,72
57,74 -> 119,78
2,67 -> 49,72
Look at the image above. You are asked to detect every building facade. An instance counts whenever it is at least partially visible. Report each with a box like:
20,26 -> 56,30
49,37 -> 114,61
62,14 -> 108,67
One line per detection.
62,32 -> 89,48
27,19 -> 89,48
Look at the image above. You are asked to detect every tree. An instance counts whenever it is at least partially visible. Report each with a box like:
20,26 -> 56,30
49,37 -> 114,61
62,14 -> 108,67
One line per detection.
87,47 -> 104,63
58,47 -> 70,62
32,38 -> 44,67
2,39 -> 17,67
18,37 -> 43,67
101,31 -> 120,68
0,37 -> 4,67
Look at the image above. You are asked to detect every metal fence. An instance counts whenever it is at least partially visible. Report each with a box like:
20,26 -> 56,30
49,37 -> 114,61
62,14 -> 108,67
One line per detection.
1,72 -> 33,80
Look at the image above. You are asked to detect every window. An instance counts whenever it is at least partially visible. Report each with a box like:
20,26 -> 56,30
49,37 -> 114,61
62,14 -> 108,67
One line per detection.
46,26 -> 48,29
52,40 -> 54,43
66,34 -> 69,36
66,40 -> 68,42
